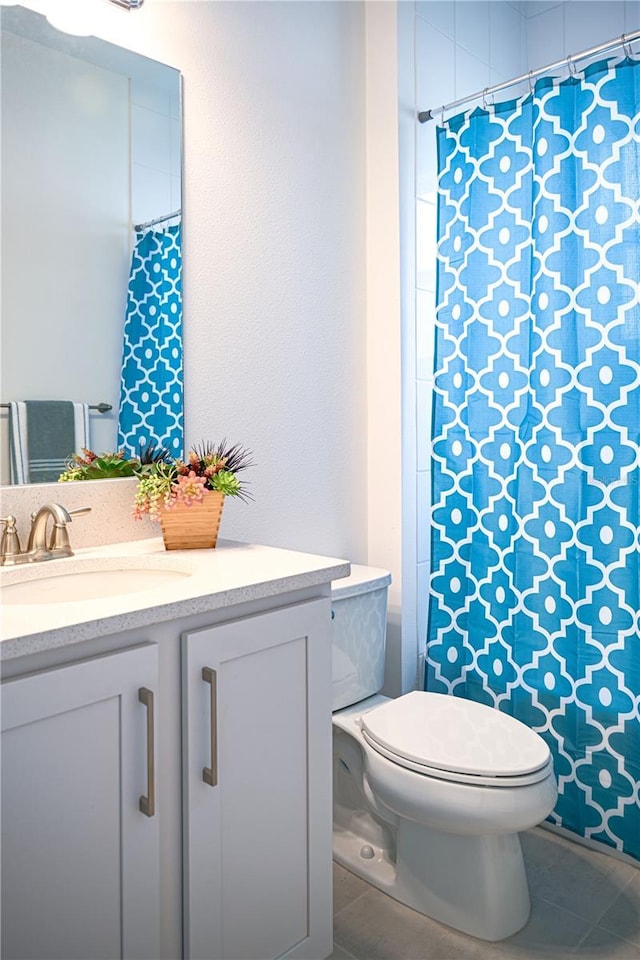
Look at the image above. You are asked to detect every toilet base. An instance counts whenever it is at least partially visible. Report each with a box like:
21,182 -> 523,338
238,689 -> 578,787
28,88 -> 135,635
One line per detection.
334,812 -> 531,942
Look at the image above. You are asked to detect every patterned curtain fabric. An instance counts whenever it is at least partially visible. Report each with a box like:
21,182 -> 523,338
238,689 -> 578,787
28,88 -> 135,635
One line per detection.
118,222 -> 183,459
426,56 -> 640,860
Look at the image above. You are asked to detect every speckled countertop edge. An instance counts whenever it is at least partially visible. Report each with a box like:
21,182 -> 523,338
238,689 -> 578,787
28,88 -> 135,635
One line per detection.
0,538 -> 350,659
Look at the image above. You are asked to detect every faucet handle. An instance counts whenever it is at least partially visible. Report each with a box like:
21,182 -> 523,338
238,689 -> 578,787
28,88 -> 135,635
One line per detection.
0,516 -> 22,564
30,504 -> 89,523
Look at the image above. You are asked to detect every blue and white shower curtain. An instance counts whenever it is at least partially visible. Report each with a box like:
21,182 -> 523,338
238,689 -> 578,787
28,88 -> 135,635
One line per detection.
118,222 -> 183,459
426,56 -> 640,860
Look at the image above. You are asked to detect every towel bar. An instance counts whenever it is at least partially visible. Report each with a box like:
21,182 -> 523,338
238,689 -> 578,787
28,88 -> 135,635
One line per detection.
0,402 -> 112,413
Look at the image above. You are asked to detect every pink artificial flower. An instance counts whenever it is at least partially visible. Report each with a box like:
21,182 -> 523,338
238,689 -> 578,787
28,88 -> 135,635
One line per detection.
171,470 -> 208,507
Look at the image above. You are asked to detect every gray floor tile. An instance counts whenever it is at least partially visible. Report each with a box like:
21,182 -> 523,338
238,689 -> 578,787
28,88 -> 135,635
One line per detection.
491,897 -> 591,958
334,862 -> 370,916
332,835 -> 639,960
524,831 -> 636,924
597,869 -> 640,948
328,944 -> 358,960
573,925 -> 640,958
333,884 -> 494,960
521,829 -> 576,891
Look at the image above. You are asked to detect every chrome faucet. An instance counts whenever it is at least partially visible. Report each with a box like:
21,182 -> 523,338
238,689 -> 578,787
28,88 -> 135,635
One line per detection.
0,504 -> 91,565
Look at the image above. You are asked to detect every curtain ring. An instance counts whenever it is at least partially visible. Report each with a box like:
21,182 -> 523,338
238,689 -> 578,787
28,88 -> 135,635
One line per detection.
622,33 -> 633,58
440,105 -> 445,125
482,88 -> 488,109
567,54 -> 577,76
528,70 -> 535,93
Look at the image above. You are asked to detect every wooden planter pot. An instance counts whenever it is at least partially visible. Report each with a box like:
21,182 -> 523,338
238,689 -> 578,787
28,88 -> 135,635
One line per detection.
159,492 -> 225,550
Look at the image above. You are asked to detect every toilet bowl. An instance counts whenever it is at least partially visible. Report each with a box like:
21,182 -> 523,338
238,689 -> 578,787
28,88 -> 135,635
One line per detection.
331,567 -> 558,942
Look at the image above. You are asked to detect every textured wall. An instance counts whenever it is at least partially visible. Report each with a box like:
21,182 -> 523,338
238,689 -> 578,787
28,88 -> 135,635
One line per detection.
175,1 -> 368,560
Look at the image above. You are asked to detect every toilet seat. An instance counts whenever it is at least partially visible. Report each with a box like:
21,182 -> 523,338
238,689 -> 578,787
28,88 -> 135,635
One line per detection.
360,691 -> 553,788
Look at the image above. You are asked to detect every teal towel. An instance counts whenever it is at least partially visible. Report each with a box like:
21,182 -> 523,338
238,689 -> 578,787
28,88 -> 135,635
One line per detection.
9,401 -> 90,484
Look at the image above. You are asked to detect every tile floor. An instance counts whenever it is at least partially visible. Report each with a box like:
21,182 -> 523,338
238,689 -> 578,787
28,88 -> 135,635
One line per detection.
331,827 -> 640,960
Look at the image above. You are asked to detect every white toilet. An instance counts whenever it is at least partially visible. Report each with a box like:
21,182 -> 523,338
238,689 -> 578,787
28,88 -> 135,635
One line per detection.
331,565 -> 558,942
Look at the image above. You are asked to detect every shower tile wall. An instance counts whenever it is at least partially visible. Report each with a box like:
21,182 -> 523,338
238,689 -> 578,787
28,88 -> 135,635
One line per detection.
526,1 -> 639,67
414,0 -> 640,674
130,77 -> 181,229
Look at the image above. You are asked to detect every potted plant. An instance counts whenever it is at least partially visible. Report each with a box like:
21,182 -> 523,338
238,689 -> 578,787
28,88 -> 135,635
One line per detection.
133,439 -> 253,550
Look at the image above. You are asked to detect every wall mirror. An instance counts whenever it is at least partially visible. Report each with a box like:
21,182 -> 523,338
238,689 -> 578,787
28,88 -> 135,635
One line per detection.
0,4 -> 183,485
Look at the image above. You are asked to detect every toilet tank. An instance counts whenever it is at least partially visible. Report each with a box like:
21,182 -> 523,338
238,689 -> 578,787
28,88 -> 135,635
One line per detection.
331,564 -> 392,712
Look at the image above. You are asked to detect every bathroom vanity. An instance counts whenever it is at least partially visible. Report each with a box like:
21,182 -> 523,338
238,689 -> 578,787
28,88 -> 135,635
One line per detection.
0,538 -> 349,960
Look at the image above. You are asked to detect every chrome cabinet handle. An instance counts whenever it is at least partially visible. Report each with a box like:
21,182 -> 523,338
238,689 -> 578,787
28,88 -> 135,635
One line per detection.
202,667 -> 218,787
138,687 -> 155,817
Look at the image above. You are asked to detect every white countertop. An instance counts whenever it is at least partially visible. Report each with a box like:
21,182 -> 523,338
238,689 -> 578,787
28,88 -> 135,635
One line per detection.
0,538 -> 350,660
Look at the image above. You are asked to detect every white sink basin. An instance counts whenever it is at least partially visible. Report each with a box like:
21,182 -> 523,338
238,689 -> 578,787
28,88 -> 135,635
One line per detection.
1,559 -> 193,605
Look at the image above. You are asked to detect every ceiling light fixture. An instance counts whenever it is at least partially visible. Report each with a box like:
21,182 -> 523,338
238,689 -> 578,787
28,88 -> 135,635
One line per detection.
44,0 -> 101,36
43,0 -> 143,38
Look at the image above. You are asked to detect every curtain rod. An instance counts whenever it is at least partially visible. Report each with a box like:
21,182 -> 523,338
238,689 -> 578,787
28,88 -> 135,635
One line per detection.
0,402 -> 112,413
418,28 -> 640,123
133,209 -> 181,232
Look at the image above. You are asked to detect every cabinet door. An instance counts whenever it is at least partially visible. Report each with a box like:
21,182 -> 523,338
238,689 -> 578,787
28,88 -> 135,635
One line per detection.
183,599 -> 332,960
1,644 -> 160,960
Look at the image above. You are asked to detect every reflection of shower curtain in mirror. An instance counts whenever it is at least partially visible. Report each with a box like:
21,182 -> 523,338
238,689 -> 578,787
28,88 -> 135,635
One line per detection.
118,222 -> 183,459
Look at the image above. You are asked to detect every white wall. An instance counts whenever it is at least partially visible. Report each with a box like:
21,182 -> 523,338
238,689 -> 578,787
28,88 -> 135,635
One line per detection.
6,0 -> 369,566
364,2 -> 405,695
170,1 -> 368,560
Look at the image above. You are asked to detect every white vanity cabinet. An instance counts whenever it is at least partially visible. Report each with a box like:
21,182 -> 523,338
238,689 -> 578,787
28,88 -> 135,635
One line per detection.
0,643 -> 160,960
182,599 -> 332,960
0,539 -> 347,960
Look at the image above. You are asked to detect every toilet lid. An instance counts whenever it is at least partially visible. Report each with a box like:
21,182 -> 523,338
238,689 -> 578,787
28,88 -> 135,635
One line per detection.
360,691 -> 551,780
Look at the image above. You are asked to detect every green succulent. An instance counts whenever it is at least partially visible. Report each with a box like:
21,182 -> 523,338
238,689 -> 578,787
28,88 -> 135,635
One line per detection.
59,449 -> 139,482
209,470 -> 241,497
